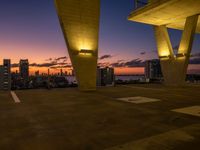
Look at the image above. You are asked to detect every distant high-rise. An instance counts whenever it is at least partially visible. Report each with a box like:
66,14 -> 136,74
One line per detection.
145,59 -> 162,79
0,59 -> 11,90
71,69 -> 75,76
19,59 -> 29,80
0,66 -> 3,90
60,69 -> 63,76
97,67 -> 115,86
35,70 -> 39,76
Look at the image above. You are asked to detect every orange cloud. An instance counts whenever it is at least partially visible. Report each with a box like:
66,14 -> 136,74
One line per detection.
114,67 -> 144,75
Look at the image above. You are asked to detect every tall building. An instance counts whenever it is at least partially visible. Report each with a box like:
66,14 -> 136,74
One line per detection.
0,66 -> 3,90
35,70 -> 39,76
97,67 -> 115,86
145,59 -> 162,79
71,69 -> 75,76
19,59 -> 29,80
0,59 -> 11,90
60,69 -> 63,76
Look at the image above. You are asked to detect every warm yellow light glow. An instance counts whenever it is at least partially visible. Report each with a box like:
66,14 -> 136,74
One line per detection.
159,55 -> 170,59
159,50 -> 170,57
175,53 -> 187,60
176,53 -> 187,58
78,49 -> 93,56
79,53 -> 92,56
68,36 -> 95,51
77,41 -> 94,52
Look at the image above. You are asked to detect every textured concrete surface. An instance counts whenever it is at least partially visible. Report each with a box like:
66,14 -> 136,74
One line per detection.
116,96 -> 161,104
0,91 -> 12,105
128,0 -> 200,33
107,124 -> 200,150
55,0 -> 100,91
0,84 -> 200,150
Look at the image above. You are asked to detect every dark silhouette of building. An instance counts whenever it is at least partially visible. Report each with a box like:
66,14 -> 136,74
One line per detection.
19,59 -> 29,80
71,69 -> 75,76
60,69 -> 63,76
97,67 -> 115,86
35,70 -> 39,76
145,59 -> 162,80
0,59 -> 11,90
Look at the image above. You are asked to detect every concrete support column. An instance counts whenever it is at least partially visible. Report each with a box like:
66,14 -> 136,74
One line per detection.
154,25 -> 174,58
154,15 -> 198,86
55,0 -> 100,91
176,15 -> 199,84
154,25 -> 175,85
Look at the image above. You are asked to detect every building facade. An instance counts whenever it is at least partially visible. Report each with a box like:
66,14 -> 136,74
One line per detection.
97,67 -> 115,86
0,66 -> 3,90
19,59 -> 29,81
145,59 -> 162,79
0,59 -> 11,90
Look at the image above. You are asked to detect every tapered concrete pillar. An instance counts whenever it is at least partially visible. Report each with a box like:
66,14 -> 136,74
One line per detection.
55,0 -> 100,91
154,15 -> 198,86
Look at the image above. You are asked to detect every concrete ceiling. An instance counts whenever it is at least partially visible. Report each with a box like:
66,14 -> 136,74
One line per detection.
128,0 -> 200,33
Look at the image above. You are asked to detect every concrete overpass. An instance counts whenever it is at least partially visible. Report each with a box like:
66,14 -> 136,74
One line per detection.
55,0 -> 199,90
128,0 -> 200,86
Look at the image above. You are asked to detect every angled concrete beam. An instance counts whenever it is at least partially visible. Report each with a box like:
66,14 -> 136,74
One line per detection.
178,15 -> 199,55
55,0 -> 100,91
154,15 -> 198,86
154,25 -> 175,85
176,15 -> 199,84
154,25 -> 174,58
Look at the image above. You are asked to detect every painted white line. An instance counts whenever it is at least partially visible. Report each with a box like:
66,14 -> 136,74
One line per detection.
10,91 -> 21,103
172,106 -> 200,117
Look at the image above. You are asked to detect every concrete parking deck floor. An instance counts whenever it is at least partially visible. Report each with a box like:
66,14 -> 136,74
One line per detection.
0,84 -> 200,150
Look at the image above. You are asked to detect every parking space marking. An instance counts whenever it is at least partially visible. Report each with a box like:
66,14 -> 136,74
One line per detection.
172,106 -> 200,117
11,91 -> 21,103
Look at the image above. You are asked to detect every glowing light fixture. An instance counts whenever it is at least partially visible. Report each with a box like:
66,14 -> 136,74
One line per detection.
159,55 -> 170,59
159,50 -> 170,58
79,49 -> 93,56
175,53 -> 188,58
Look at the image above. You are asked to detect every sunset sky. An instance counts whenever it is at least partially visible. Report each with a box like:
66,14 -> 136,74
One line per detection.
0,0 -> 200,75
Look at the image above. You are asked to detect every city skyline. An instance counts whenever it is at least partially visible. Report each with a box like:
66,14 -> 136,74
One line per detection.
0,0 -> 200,75
0,57 -> 198,76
